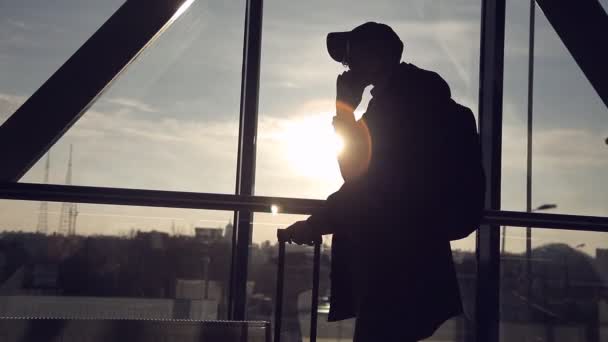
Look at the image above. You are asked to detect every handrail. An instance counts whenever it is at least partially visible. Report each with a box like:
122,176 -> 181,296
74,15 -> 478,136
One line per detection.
482,210 -> 608,232
0,182 -> 322,215
1,182 -> 607,232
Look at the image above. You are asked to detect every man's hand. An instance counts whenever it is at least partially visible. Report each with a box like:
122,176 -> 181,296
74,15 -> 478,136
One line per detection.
336,70 -> 368,118
280,221 -> 321,246
332,114 -> 372,182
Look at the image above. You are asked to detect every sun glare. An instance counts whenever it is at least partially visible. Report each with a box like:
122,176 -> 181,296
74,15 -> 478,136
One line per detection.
279,114 -> 344,180
335,135 -> 345,154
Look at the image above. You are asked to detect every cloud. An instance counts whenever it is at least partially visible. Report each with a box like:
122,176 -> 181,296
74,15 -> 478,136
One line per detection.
16,96 -> 238,195
259,15 -> 481,113
9,94 -> 339,238
6,19 -> 30,30
501,122 -> 608,216
16,93 -> 343,201
534,129 -> 608,168
503,124 -> 608,170
0,18 -> 43,50
104,97 -> 159,113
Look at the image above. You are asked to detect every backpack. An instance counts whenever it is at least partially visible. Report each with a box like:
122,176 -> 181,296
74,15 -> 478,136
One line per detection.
439,100 -> 486,241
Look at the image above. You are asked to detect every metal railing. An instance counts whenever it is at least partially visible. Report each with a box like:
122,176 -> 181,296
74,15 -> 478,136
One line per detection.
1,182 -> 607,232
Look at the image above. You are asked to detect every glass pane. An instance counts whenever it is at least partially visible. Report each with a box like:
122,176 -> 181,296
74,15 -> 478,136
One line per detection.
19,0 -> 246,194
248,213 -> 477,341
0,0 -> 126,126
500,227 -> 608,341
502,2 -> 608,216
0,199 -> 233,321
501,0 -> 531,212
256,0 -> 481,199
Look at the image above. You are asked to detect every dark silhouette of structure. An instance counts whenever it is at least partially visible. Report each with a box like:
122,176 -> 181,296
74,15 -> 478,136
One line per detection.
283,22 -> 484,341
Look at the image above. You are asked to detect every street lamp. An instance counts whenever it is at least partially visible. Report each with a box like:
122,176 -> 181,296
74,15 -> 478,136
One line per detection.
525,203 -> 557,310
500,203 -> 558,254
526,203 -> 558,261
534,203 -> 557,211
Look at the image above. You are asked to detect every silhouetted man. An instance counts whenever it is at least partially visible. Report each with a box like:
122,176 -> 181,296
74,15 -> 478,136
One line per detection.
283,22 -> 484,342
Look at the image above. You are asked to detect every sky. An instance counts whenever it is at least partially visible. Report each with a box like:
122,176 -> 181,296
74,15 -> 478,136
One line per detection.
0,0 -> 606,254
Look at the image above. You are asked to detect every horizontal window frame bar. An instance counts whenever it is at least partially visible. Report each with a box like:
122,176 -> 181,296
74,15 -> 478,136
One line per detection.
0,182 -> 321,215
484,210 -> 608,232
1,182 -> 607,232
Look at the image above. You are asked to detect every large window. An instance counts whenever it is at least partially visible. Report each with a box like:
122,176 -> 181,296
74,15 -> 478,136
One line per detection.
255,0 -> 481,199
502,1 -> 608,217
18,0 -> 246,194
500,1 -> 608,341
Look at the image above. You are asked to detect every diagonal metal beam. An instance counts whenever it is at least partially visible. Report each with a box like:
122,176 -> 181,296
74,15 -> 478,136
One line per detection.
0,0 -> 193,181
536,0 -> 608,108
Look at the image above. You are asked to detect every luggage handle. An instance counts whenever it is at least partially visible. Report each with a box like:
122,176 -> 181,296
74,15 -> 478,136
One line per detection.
274,229 -> 322,342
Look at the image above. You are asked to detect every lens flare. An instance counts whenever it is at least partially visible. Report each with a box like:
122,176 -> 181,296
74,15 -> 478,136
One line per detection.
279,114 -> 344,181
270,205 -> 279,215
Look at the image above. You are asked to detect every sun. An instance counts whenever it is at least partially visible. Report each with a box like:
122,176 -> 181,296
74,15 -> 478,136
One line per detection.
279,114 -> 344,180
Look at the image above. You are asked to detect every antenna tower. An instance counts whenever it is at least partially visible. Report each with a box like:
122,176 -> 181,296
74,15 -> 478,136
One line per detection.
36,152 -> 51,234
58,145 -> 78,235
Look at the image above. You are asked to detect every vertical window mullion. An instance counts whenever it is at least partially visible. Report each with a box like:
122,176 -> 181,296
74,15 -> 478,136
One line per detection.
230,0 -> 264,321
476,0 -> 505,341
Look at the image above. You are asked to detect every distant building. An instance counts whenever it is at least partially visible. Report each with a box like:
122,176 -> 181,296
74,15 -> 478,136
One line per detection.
136,231 -> 169,250
194,227 -> 223,243
223,222 -> 234,241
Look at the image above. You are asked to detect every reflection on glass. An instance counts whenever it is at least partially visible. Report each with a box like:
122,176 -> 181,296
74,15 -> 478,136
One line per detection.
500,227 -> 608,341
19,0 -> 245,194
0,199 -> 232,322
256,0 -> 481,199
0,0 -> 126,126
170,0 -> 196,22
248,213 -> 477,342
